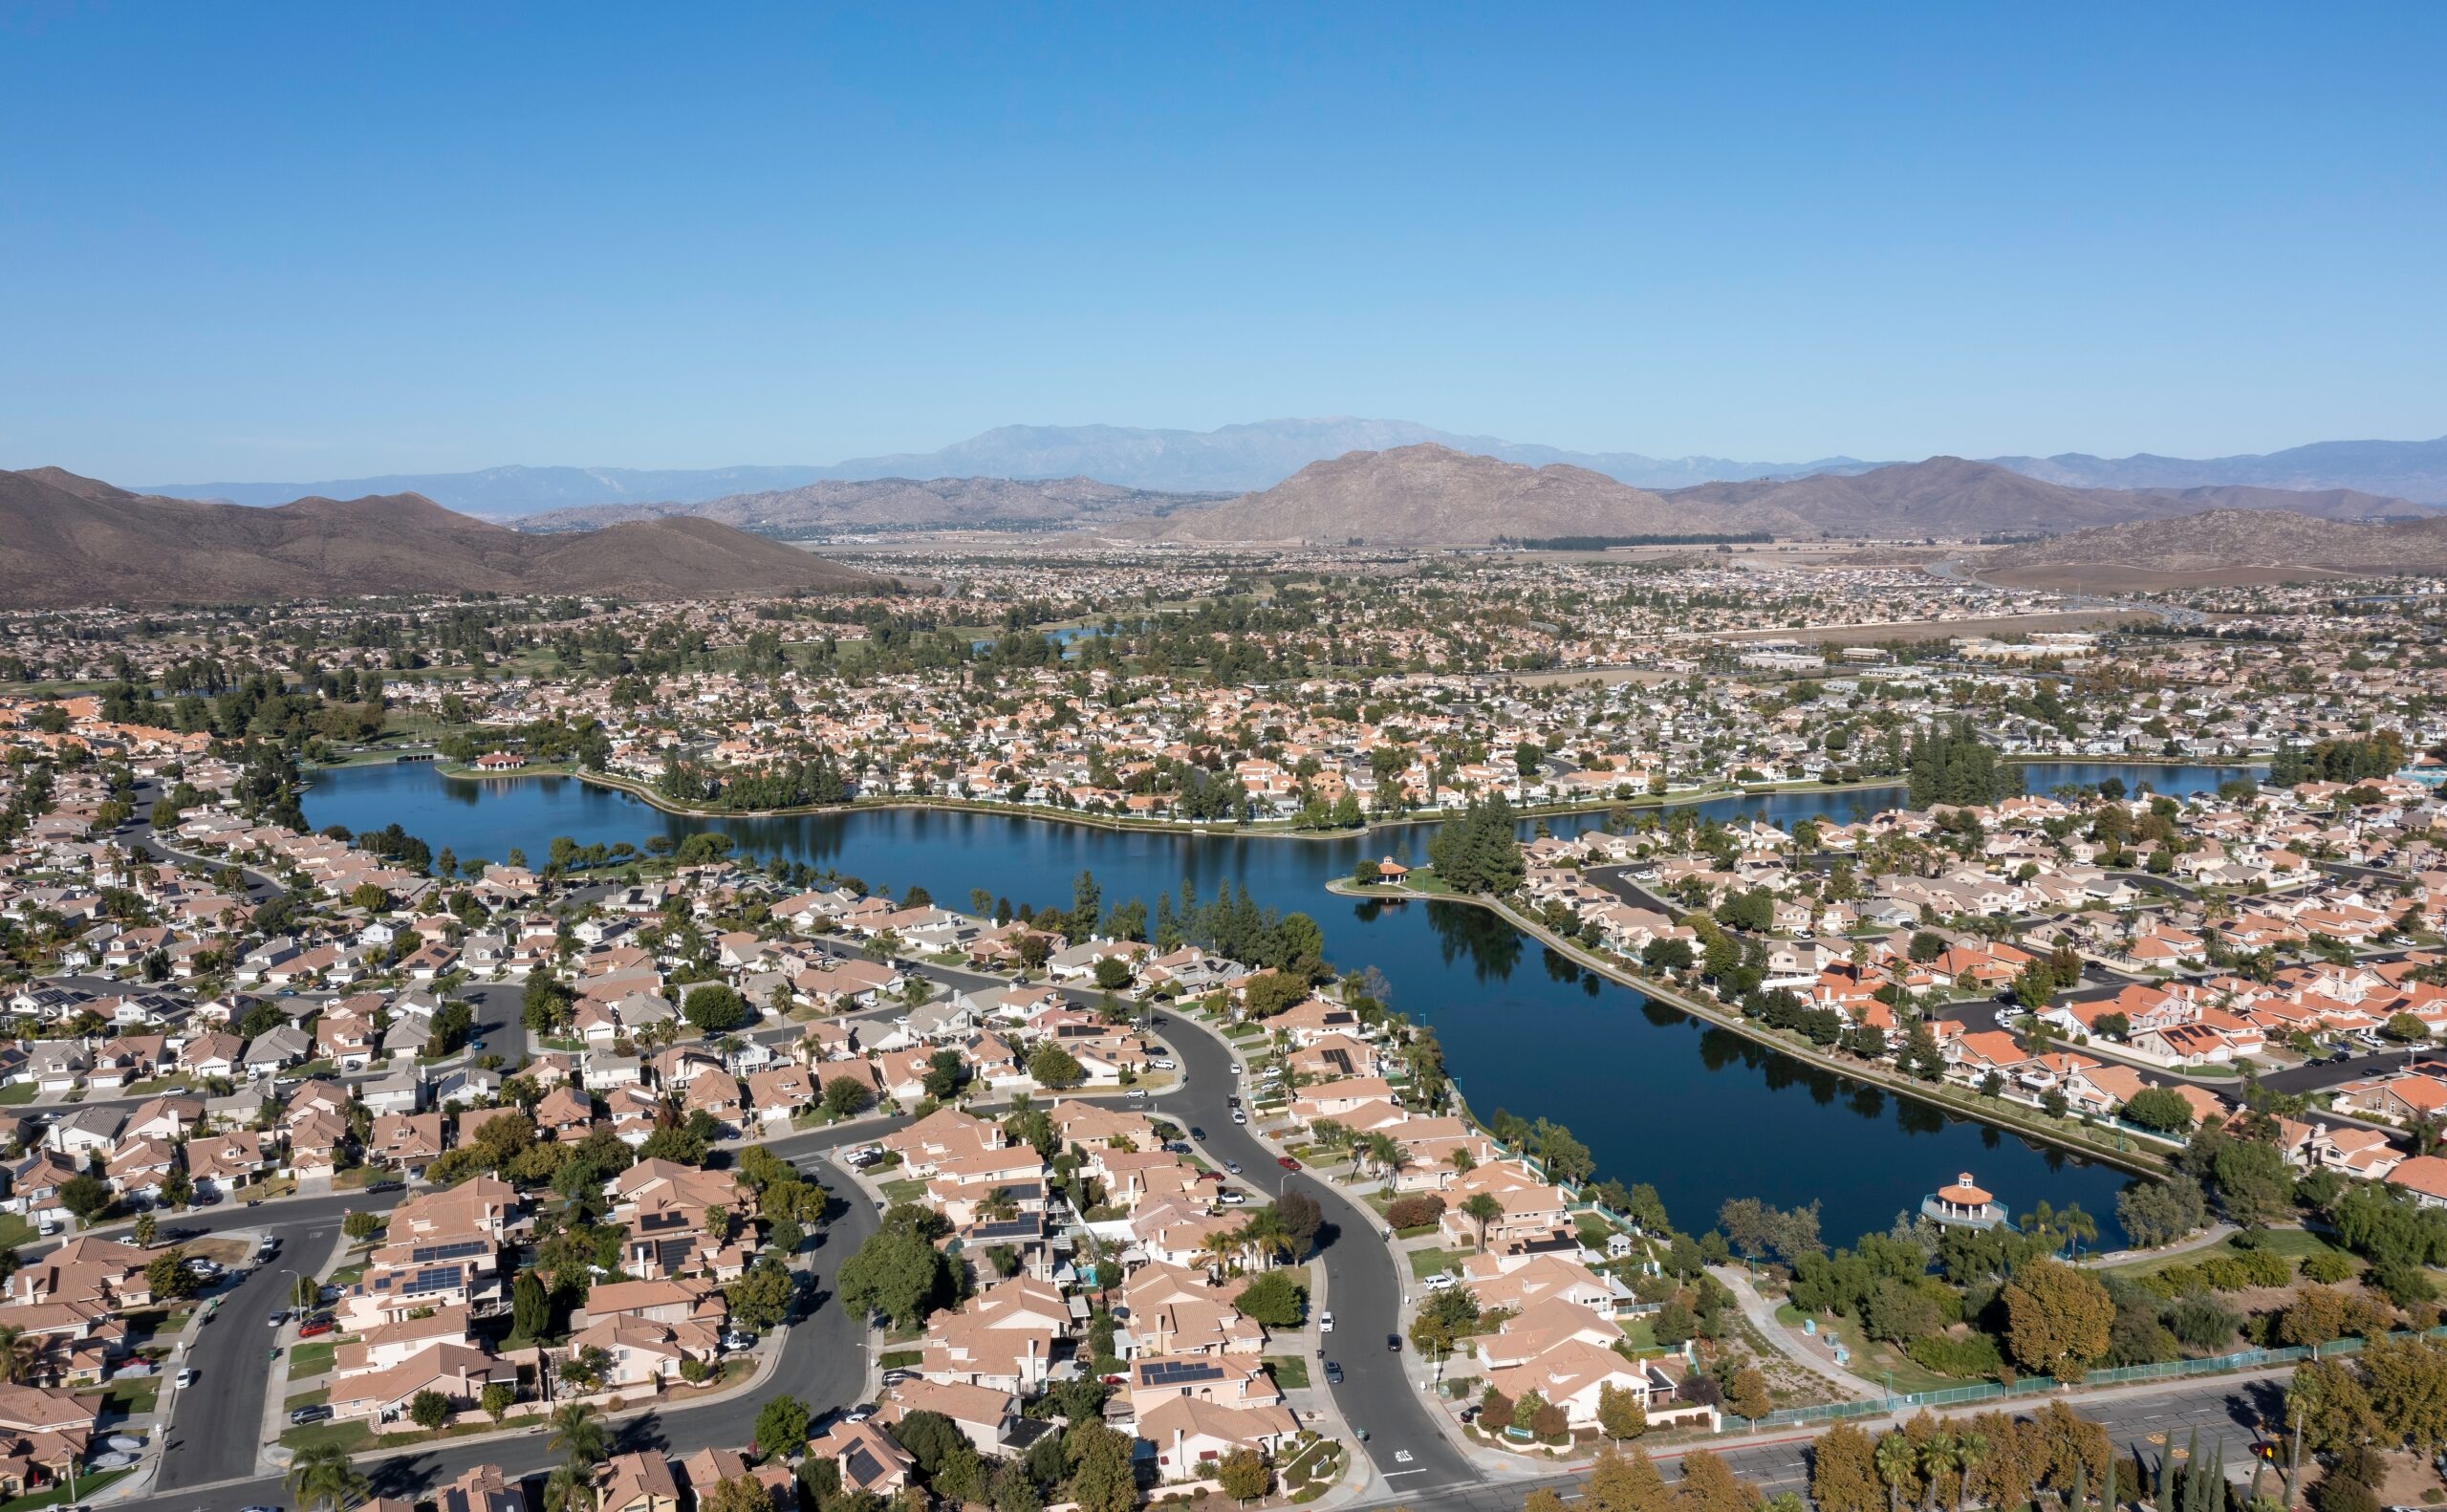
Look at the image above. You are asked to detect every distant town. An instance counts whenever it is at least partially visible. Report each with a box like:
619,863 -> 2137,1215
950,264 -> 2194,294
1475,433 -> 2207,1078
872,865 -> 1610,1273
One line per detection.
0,542 -> 2443,1512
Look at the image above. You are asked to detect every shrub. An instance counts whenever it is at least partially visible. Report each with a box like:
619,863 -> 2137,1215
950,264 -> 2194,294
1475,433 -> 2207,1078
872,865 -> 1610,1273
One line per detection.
1903,1331 -> 2003,1378
1385,1194 -> 1447,1229
2301,1250 -> 2356,1285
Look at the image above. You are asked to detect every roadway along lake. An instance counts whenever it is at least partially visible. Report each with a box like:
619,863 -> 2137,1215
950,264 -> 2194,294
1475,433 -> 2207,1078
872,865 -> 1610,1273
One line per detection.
305,761 -> 2253,1247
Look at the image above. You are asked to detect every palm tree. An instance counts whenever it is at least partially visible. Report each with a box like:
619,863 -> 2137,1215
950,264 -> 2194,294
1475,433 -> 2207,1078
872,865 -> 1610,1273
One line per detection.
1951,1429 -> 1990,1512
1917,1431 -> 1960,1512
1875,1431 -> 1918,1512
286,1441 -> 369,1512
549,1400 -> 608,1469
1237,1207 -> 1293,1264
1462,1192 -> 1503,1252
544,1461 -> 596,1512
0,1327 -> 32,1387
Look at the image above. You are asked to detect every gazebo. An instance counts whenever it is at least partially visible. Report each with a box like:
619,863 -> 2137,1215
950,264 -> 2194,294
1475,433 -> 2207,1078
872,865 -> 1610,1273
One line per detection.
1921,1172 -> 2007,1230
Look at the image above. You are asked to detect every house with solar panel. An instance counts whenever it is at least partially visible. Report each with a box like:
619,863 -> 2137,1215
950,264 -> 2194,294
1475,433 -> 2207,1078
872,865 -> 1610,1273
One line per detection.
806,1418 -> 917,1499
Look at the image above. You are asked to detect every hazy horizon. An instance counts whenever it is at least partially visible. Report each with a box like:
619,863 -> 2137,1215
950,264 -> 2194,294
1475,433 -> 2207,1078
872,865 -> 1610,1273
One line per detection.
5,4 -> 2443,481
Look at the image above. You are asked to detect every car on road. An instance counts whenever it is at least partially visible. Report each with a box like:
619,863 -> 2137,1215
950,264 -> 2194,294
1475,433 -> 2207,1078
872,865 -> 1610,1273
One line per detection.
288,1404 -> 331,1426
1126,1089 -> 1147,1101
1319,1310 -> 1334,1332
175,1368 -> 198,1388
1149,1058 -> 1176,1069
268,1308 -> 290,1327
365,1179 -> 404,1193
1323,1361 -> 1344,1385
1189,1126 -> 1205,1140
1224,1160 -> 1242,1174
240,1504 -> 284,1512
1276,1156 -> 1301,1171
1230,1111 -> 1247,1124
1387,1333 -> 1402,1351
1226,1095 -> 1241,1108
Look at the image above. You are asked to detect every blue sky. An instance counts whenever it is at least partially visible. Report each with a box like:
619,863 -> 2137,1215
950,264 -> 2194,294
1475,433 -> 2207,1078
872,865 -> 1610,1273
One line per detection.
4,3 -> 2442,481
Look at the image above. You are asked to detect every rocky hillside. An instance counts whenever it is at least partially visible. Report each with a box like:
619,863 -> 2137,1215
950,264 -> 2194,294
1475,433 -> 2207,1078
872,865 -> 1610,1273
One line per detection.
1156,444 -> 1783,545
0,468 -> 880,606
1982,508 -> 2447,582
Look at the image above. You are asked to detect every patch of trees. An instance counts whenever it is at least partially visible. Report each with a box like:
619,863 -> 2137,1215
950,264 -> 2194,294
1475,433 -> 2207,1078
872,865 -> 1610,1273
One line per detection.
2269,730 -> 2404,786
1906,720 -> 2018,810
1427,793 -> 1526,894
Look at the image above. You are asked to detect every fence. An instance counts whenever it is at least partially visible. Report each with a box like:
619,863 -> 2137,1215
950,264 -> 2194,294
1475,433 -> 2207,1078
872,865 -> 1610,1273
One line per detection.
1749,1324 -> 2447,1431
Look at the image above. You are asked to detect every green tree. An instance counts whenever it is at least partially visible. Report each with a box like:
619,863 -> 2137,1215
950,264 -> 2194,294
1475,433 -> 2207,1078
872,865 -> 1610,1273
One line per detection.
407,1388 -> 452,1430
1063,1419 -> 1138,1512
512,1268 -> 552,1339
822,1074 -> 876,1119
481,1381 -> 517,1422
1232,1271 -> 1307,1328
2120,1087 -> 2196,1135
837,1226 -> 954,1330
1596,1382 -> 1650,1442
549,1400 -> 608,1469
1217,1446 -> 1271,1503
286,1441 -> 369,1512
1029,1044 -> 1086,1090
728,1256 -> 796,1330
755,1394 -> 812,1459
683,983 -> 747,1033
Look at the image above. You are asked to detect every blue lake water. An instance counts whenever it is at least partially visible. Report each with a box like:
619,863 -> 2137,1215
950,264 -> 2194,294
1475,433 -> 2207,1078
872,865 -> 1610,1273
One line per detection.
305,760 -> 2251,1245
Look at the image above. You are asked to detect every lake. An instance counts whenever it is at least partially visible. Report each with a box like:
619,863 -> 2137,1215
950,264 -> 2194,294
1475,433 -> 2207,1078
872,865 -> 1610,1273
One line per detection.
303,759 -> 2252,1246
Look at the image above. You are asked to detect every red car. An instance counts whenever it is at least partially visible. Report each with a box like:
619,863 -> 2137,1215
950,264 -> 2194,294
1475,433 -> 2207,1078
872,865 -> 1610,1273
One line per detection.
1276,1156 -> 1302,1172
1197,1170 -> 1225,1183
297,1321 -> 336,1339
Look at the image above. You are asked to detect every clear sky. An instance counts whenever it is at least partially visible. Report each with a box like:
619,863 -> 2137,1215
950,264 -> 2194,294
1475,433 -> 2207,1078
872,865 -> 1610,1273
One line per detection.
4,2 -> 2442,482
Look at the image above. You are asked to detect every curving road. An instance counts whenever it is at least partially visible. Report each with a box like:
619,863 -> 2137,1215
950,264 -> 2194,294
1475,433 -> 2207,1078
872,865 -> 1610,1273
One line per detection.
1154,1009 -> 1483,1498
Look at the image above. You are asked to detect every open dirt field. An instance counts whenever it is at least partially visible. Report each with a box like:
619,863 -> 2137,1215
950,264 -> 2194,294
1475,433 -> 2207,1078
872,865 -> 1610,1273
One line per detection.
1982,563 -> 2362,591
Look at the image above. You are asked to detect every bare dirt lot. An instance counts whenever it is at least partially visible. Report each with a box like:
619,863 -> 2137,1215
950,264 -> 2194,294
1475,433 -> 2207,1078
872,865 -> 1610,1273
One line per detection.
1981,563 -> 2361,591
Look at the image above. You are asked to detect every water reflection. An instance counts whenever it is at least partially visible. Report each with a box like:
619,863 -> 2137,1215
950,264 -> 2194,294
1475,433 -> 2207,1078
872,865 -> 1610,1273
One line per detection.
295,761 -> 2217,1245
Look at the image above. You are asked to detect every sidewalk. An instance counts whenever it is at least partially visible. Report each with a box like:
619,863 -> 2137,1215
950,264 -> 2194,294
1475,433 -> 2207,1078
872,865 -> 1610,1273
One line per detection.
1709,1264 -> 1890,1402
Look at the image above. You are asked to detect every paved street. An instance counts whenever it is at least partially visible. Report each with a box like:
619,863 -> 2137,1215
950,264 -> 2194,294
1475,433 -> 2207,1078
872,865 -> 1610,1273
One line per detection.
1154,1008 -> 1485,1497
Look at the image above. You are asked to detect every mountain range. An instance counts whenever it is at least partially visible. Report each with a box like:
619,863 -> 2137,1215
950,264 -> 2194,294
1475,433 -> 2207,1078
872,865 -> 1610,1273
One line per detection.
1120,448 -> 2430,548
134,420 -> 2447,515
515,475 -> 1227,536
0,468 -> 879,607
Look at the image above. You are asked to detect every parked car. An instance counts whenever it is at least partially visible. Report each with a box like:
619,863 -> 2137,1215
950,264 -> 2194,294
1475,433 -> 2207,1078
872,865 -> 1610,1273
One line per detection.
1230,1111 -> 1247,1124
1323,1361 -> 1344,1385
288,1404 -> 331,1425
1319,1311 -> 1334,1333
1126,1089 -> 1147,1101
1387,1333 -> 1402,1352
297,1321 -> 336,1339
175,1368 -> 198,1388
268,1309 -> 291,1328
1149,1058 -> 1177,1070
843,1404 -> 877,1423
1218,1191 -> 1246,1206
1189,1126 -> 1206,1140
723,1331 -> 757,1350
1226,1095 -> 1241,1109
1276,1156 -> 1301,1172
1224,1160 -> 1242,1175
1421,1272 -> 1456,1290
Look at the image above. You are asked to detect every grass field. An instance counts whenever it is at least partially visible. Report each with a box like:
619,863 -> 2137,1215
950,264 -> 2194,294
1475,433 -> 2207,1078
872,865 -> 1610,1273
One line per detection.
1266,1355 -> 1310,1390
1408,1247 -> 1466,1281
2105,1226 -> 2348,1279
287,1340 -> 337,1379
1775,1303 -> 1960,1396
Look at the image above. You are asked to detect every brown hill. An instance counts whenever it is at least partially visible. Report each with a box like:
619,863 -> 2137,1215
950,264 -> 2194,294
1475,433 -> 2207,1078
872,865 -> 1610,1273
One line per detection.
0,467 -> 879,606
1159,443 -> 1785,545
1981,509 -> 2447,589
517,474 -> 1223,535
1663,458 -> 2428,537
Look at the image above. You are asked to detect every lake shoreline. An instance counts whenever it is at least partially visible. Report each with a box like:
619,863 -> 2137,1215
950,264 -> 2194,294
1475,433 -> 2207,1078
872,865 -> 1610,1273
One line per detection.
1328,876 -> 2171,1183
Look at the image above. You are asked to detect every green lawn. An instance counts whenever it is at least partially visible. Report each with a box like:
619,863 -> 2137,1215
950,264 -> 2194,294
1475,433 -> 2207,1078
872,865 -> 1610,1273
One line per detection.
102,1375 -> 162,1414
0,1214 -> 32,1250
878,1350 -> 922,1370
2105,1226 -> 2346,1279
0,1469 -> 132,1511
1619,1317 -> 1660,1353
877,1177 -> 930,1204
0,1082 -> 36,1106
288,1340 -> 337,1379
1408,1248 -> 1464,1281
1774,1303 -> 1960,1395
1266,1355 -> 1311,1390
280,1417 -> 373,1454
